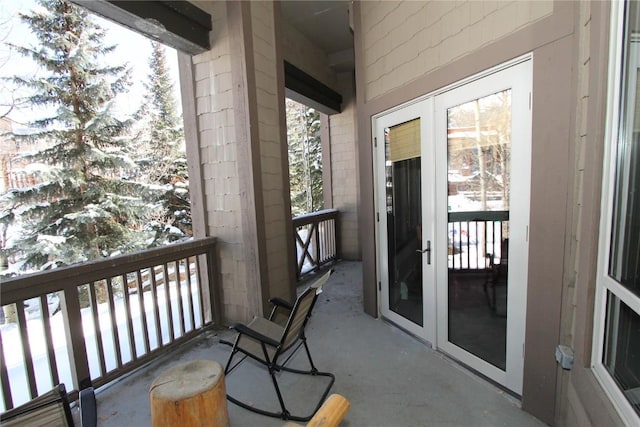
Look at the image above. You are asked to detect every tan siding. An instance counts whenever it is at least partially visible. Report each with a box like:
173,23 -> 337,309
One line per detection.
361,0 -> 553,101
190,1 -> 253,321
251,1 -> 290,300
329,72 -> 359,259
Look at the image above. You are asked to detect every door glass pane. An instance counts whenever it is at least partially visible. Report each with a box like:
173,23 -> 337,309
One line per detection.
609,0 -> 640,298
603,292 -> 640,416
446,90 -> 511,370
385,119 -> 423,326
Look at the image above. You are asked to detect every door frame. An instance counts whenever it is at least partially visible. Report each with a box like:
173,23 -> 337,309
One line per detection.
372,54 -> 532,394
434,59 -> 532,395
373,99 -> 436,343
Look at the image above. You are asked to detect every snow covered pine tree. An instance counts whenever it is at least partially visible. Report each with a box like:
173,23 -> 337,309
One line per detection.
0,0 -> 160,275
135,41 -> 191,244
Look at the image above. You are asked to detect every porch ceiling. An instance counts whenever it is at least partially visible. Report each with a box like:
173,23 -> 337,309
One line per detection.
280,0 -> 354,71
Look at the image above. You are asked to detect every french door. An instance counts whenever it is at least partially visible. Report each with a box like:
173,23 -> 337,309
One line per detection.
374,59 -> 532,394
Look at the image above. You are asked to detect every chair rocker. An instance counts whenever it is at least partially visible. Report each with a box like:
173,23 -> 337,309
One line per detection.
223,270 -> 334,422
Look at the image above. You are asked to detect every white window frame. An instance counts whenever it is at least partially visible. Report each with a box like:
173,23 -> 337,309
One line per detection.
592,1 -> 640,425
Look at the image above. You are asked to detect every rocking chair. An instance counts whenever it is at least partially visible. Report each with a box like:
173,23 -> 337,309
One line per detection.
223,270 -> 334,421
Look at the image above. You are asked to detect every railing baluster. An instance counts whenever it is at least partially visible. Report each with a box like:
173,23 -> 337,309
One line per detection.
195,256 -> 206,327
467,221 -> 471,269
121,274 -> 136,362
458,222 -> 463,268
40,294 -> 60,387
0,325 -> 14,410
89,282 -> 107,377
446,211 -> 508,271
483,220 -> 488,267
450,222 -> 455,270
178,259 -> 189,331
185,257 -> 196,331
314,222 -> 320,271
150,266 -> 162,348
105,278 -> 123,368
135,270 -> 151,355
499,223 -> 504,261
292,209 -> 339,279
331,219 -> 337,260
163,263 -> 175,342
322,220 -> 328,262
15,301 -> 37,399
175,260 -> 186,337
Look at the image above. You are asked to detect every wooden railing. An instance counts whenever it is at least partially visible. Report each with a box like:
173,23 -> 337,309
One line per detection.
448,210 -> 509,270
0,237 -> 219,411
293,209 -> 339,279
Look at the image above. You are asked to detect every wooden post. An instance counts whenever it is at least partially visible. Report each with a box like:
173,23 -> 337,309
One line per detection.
150,360 -> 229,427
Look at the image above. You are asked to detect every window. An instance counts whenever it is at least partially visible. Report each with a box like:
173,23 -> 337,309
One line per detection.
594,1 -> 640,424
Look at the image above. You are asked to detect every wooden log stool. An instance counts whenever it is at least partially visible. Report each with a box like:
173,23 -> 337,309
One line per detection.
150,359 -> 229,427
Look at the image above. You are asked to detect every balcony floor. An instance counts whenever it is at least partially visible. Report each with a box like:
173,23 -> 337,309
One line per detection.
95,261 -> 544,427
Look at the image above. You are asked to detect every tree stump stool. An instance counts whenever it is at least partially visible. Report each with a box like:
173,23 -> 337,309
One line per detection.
150,359 -> 229,427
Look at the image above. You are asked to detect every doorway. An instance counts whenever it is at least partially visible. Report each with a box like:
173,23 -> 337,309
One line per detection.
373,59 -> 532,394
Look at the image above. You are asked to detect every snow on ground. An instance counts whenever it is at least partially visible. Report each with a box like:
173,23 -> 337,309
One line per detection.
0,268 -> 202,410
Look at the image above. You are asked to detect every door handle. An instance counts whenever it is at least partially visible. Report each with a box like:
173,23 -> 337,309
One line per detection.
416,240 -> 431,265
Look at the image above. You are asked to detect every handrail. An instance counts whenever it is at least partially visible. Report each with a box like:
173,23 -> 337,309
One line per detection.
0,237 -> 219,411
1,238 -> 218,303
448,210 -> 509,222
293,209 -> 339,279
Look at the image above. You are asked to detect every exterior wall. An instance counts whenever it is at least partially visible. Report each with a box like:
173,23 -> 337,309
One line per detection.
251,1 -> 293,301
561,1 -> 625,426
353,0 -> 624,425
329,71 -> 360,260
361,0 -> 553,102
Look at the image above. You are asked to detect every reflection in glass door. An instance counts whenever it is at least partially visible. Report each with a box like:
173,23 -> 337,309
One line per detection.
374,58 -> 531,393
375,100 -> 435,341
385,119 -> 423,326
446,90 -> 511,371
435,59 -> 531,394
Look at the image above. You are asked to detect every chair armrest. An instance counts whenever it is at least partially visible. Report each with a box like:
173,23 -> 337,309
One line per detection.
79,387 -> 97,427
269,297 -> 294,311
268,297 -> 293,320
231,323 -> 280,347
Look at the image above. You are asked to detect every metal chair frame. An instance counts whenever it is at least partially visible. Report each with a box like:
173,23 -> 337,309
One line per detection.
222,271 -> 334,422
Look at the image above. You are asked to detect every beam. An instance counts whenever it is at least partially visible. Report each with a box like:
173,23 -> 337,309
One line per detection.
284,61 -> 343,114
74,0 -> 211,54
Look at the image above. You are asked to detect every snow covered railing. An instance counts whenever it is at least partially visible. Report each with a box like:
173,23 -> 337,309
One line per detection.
293,209 -> 339,279
448,210 -> 509,270
0,237 -> 219,411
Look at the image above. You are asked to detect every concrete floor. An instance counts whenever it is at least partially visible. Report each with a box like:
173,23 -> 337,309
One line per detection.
94,261 -> 546,427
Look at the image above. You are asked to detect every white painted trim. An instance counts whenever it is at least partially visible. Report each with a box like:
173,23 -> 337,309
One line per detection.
592,0 -> 640,424
373,101 -> 436,343
434,60 -> 532,395
372,58 -> 532,394
371,53 -> 533,121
